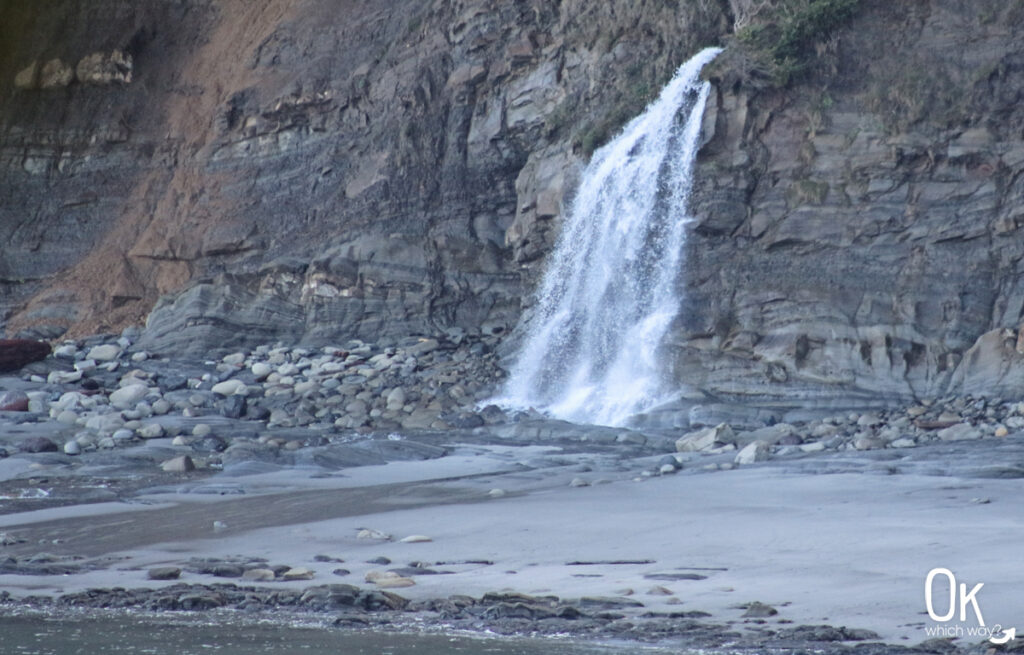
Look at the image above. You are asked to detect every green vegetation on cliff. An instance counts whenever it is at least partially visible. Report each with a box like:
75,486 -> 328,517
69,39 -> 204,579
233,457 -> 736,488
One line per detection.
729,0 -> 861,86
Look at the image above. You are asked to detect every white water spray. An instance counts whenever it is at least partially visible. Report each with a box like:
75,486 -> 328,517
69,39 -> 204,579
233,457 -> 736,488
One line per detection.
497,47 -> 721,427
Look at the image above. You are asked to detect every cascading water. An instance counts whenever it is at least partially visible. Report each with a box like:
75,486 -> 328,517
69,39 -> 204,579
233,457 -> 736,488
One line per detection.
497,47 -> 722,427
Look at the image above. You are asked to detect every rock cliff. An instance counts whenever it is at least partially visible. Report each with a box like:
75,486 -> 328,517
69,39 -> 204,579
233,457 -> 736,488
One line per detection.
4,0 -> 1024,416
0,0 -> 724,352
674,0 -> 1024,419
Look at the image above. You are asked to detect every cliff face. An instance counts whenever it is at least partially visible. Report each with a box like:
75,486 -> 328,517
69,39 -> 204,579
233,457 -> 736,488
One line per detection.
4,0 -> 1024,413
677,0 -> 1024,415
0,0 -> 725,350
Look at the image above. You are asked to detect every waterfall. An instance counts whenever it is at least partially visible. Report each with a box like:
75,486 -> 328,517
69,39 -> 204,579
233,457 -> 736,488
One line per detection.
497,47 -> 721,427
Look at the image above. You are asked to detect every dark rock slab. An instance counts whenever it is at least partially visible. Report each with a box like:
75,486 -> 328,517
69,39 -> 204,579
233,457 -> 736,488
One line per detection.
18,436 -> 58,453
0,340 -> 50,372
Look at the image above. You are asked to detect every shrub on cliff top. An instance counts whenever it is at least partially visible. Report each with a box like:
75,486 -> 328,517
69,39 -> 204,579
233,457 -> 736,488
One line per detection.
732,0 -> 860,86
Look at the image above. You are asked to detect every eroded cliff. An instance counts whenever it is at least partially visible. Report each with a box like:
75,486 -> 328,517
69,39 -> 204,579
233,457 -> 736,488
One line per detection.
4,0 -> 1024,415
0,0 -> 725,351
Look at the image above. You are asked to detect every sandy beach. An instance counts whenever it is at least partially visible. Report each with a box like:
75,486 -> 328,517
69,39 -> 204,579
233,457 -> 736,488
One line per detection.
3,429 -> 1022,652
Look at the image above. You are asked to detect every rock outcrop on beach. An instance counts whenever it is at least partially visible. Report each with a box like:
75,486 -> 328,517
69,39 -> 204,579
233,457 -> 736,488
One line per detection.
5,0 -> 1024,414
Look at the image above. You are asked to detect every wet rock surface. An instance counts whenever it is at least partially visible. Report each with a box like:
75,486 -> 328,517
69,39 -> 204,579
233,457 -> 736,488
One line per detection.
0,583 -> 995,654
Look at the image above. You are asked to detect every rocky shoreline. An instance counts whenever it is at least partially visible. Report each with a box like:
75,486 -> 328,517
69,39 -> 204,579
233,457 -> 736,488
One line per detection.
0,583 -> 1001,655
2,330 -> 1024,655
3,327 -> 1022,481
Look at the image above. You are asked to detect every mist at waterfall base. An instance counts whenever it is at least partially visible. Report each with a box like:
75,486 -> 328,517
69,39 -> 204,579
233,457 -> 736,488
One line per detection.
496,47 -> 721,428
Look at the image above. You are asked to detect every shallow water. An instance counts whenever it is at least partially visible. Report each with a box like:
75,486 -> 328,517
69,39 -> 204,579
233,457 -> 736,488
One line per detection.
0,614 -> 657,655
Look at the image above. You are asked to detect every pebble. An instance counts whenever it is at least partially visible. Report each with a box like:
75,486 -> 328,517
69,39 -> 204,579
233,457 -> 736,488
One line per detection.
376,576 -> 416,588
53,344 -> 78,359
87,344 -> 121,361
242,568 -> 276,581
365,570 -> 415,588
211,379 -> 246,396
357,529 -> 392,541
109,384 -> 149,410
20,436 -> 58,453
55,409 -> 78,425
251,362 -> 272,380
161,455 -> 195,472
937,423 -> 981,442
222,352 -> 247,366
192,424 -> 212,437
62,440 -> 81,456
742,601 -> 779,618
569,478 -> 589,487
399,535 -> 432,543
734,440 -> 770,465
137,423 -> 165,439
281,567 -> 314,581
148,566 -> 182,581
487,488 -> 506,498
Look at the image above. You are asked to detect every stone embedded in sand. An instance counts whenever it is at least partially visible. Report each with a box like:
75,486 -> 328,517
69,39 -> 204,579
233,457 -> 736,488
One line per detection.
282,567 -> 314,581
399,535 -> 432,543
646,585 -> 673,595
742,601 -> 779,618
365,570 -> 415,588
487,488 -> 506,498
376,576 -> 415,588
242,568 -> 276,581
357,528 -> 392,541
161,455 -> 195,472
676,423 -> 734,452
995,425 -> 1009,437
0,390 -> 30,412
734,440 -> 770,465
148,566 -> 182,581
569,477 -> 589,487
0,339 -> 51,372
63,440 -> 81,456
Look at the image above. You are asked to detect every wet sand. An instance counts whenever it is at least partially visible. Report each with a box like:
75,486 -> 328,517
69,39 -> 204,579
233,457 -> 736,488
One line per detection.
2,435 -> 1023,648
